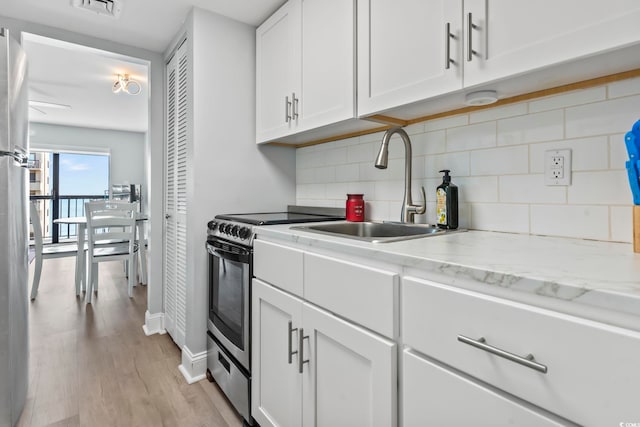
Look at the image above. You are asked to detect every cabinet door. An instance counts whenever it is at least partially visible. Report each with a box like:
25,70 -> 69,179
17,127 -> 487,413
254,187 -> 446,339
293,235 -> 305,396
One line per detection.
301,303 -> 397,427
357,0 -> 463,116
252,279 -> 303,427
464,0 -> 640,87
402,350 -> 570,427
256,0 -> 301,143
164,40 -> 188,348
298,0 -> 355,131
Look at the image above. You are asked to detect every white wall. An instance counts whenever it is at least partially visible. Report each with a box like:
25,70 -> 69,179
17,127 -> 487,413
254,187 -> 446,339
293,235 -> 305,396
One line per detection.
0,14 -> 165,322
297,77 -> 640,243
178,8 -> 296,362
30,123 -> 145,205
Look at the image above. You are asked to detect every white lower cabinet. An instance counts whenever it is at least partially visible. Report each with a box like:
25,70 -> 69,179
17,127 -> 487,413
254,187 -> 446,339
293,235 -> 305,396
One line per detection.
402,276 -> 640,426
252,278 -> 397,427
402,349 -> 569,427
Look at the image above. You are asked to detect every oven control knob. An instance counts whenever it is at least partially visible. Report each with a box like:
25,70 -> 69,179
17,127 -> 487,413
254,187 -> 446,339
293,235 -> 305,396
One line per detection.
208,221 -> 218,231
231,225 -> 239,237
239,227 -> 250,239
220,223 -> 228,234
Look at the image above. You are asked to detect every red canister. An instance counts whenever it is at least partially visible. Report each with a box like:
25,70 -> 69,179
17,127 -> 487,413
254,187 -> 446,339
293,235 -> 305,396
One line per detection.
346,194 -> 365,222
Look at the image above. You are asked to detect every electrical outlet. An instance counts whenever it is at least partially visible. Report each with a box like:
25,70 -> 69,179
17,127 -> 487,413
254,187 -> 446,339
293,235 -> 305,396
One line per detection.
545,149 -> 571,186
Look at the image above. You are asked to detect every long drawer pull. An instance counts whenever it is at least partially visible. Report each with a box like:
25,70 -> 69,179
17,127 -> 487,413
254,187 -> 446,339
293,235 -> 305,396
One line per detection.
287,321 -> 298,364
457,335 -> 548,374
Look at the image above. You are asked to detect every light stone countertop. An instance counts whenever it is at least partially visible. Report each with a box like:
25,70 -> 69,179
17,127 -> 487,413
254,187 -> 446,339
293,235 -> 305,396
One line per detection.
254,222 -> 640,331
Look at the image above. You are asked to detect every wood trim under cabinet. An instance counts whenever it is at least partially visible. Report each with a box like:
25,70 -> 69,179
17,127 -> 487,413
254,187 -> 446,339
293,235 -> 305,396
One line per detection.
267,68 -> 640,149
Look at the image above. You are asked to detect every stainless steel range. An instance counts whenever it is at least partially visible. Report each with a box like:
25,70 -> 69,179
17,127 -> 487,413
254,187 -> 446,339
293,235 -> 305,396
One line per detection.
205,207 -> 344,426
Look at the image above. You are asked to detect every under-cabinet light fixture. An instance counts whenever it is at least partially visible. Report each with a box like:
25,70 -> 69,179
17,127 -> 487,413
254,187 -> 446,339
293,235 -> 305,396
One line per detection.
465,90 -> 498,106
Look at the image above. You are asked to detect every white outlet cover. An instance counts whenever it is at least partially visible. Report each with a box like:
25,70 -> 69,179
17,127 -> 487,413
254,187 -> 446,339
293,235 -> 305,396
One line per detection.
545,149 -> 572,186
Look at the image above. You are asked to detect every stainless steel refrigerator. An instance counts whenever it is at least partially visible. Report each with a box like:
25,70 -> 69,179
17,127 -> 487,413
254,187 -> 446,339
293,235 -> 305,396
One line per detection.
0,28 -> 29,427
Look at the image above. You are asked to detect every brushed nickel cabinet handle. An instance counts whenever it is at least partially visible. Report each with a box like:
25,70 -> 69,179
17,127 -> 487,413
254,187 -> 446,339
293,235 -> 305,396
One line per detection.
445,22 -> 455,69
466,12 -> 477,62
457,335 -> 548,374
292,92 -> 299,120
288,321 -> 298,364
285,95 -> 292,123
298,327 -> 309,373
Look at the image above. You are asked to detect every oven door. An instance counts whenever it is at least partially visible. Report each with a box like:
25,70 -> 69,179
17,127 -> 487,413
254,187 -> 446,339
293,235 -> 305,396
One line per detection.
207,238 -> 251,370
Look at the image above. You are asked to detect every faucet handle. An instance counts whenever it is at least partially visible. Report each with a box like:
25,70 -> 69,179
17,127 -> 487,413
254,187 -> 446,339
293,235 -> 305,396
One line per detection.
416,186 -> 427,215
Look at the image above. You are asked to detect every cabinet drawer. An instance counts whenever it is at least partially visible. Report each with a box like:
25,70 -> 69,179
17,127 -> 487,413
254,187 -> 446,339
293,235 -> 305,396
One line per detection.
305,252 -> 398,338
402,349 -> 571,427
254,239 -> 303,296
402,277 -> 640,427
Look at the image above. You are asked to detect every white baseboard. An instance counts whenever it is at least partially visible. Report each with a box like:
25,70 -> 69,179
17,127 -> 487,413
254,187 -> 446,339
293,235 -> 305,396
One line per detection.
178,345 -> 207,384
142,310 -> 166,336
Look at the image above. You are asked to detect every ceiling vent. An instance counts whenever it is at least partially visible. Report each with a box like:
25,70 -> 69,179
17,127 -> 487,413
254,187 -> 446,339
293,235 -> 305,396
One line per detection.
71,0 -> 123,18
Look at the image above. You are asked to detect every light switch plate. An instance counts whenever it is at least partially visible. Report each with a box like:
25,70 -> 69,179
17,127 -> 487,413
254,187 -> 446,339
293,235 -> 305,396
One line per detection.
545,149 -> 572,186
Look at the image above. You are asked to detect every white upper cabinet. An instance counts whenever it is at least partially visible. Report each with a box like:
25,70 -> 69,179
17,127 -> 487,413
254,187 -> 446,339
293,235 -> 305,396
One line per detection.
464,0 -> 640,88
357,0 -> 463,116
256,0 -> 301,143
256,0 -> 356,143
358,0 -> 640,117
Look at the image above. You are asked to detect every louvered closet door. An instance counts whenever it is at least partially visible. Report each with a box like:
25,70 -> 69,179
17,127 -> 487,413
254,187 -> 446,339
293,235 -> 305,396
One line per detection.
164,40 -> 188,348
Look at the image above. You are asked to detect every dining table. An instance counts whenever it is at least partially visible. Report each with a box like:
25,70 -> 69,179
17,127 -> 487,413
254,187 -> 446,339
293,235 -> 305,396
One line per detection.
53,213 -> 149,294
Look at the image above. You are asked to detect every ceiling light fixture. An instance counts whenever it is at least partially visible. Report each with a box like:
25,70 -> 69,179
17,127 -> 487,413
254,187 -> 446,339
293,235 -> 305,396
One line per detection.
112,74 -> 141,95
465,90 -> 498,106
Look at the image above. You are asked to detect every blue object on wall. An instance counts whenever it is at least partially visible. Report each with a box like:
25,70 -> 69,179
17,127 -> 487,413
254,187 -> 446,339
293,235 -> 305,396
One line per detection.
625,120 -> 640,204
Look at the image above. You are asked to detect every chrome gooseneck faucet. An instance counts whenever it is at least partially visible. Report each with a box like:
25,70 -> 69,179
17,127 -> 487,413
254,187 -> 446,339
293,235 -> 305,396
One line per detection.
375,127 -> 426,223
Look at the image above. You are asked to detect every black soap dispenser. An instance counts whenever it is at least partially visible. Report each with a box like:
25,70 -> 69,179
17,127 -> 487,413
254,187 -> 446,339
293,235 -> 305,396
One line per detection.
436,170 -> 458,229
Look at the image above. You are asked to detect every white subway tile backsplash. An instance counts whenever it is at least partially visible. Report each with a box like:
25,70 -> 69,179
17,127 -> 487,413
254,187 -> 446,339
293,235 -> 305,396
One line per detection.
297,168 -> 315,184
325,183 -> 349,200
314,166 -> 335,183
297,183 -> 325,199
471,204 -> 530,233
366,200 -> 390,221
608,77 -> 640,99
531,205 -> 609,240
610,206 -> 633,243
412,131 -> 446,156
469,103 -> 527,124
529,136 -> 609,173
295,78 -> 638,243
425,152 -> 470,178
347,142 -> 376,163
425,114 -> 468,132
325,147 -> 348,165
347,181 -> 376,197
568,171 -> 632,205
455,176 -> 498,203
498,110 -> 564,146
609,134 -> 629,170
335,164 -> 359,182
565,95 -> 640,138
446,122 -> 496,152
529,87 -> 606,113
499,175 -> 566,204
374,180 -> 405,201
470,145 -> 528,176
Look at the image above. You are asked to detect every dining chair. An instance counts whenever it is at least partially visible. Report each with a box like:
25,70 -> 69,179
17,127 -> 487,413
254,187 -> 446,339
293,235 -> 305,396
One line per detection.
84,200 -> 138,304
29,202 -> 78,300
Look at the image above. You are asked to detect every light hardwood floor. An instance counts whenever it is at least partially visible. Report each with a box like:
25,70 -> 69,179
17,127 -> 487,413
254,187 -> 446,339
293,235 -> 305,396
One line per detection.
18,257 -> 243,427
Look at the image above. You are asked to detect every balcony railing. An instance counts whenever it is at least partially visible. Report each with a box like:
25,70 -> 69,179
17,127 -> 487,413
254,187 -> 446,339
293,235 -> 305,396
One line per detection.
30,195 -> 107,244
27,159 -> 41,169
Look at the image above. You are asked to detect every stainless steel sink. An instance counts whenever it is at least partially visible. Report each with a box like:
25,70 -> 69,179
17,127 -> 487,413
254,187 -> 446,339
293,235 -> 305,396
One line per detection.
291,221 -> 462,243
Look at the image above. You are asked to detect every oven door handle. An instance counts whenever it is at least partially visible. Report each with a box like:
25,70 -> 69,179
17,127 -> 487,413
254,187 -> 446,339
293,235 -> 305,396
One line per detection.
206,242 -> 250,264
